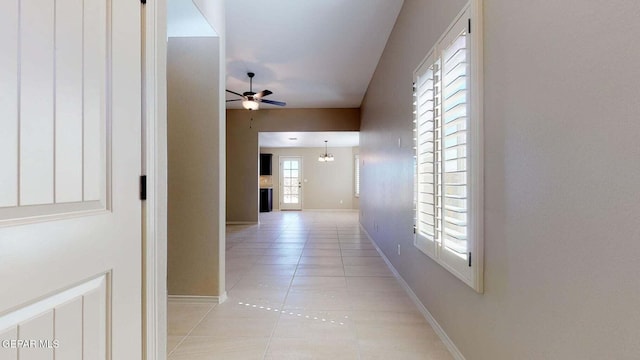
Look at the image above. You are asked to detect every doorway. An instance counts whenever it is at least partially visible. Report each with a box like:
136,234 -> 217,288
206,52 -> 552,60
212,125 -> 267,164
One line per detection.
280,156 -> 303,210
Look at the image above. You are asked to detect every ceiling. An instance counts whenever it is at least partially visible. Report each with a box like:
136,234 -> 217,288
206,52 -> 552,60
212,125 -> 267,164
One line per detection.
225,0 -> 404,109
259,132 -> 359,148
167,0 -> 217,38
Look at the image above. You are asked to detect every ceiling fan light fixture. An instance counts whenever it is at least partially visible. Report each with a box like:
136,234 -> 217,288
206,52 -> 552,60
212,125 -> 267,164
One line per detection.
227,72 -> 286,110
242,100 -> 259,110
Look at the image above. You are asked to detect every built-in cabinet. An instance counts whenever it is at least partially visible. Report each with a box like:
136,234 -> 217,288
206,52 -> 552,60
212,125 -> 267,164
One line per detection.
259,188 -> 273,212
259,153 -> 273,212
260,153 -> 273,175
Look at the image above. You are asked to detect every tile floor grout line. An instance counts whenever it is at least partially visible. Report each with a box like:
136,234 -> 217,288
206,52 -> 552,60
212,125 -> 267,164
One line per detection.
171,211 -> 451,359
167,301 -> 217,358
261,227 -> 306,360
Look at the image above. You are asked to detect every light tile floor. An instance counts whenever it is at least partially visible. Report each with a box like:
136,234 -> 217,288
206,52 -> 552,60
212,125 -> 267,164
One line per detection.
168,211 -> 453,360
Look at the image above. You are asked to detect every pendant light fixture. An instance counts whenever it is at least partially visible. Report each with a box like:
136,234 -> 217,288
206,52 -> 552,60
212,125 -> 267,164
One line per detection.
318,140 -> 334,162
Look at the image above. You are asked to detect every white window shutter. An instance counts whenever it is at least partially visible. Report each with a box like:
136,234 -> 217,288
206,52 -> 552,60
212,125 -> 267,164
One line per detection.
439,13 -> 471,279
413,3 -> 482,292
414,52 -> 437,257
354,155 -> 360,197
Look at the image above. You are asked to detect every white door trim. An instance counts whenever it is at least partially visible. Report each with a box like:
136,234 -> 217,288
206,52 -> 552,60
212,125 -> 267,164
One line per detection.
143,0 -> 167,359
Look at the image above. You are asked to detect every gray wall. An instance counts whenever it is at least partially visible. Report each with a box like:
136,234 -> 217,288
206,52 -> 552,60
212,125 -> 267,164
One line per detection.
360,0 -> 640,359
226,108 -> 360,223
260,146 -> 359,210
167,37 -> 225,297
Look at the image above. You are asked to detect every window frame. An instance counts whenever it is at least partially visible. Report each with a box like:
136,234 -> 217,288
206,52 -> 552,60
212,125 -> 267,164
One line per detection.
354,154 -> 360,197
413,1 -> 484,293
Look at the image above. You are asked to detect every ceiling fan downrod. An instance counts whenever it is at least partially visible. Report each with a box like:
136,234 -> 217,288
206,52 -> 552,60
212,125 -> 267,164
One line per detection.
247,72 -> 255,94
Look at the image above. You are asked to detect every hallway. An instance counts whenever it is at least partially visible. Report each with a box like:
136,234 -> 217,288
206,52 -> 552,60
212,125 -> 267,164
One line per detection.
168,211 -> 453,359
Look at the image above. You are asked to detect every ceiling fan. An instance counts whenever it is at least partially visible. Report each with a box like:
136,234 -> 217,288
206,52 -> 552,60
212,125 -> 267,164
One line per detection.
226,72 -> 286,110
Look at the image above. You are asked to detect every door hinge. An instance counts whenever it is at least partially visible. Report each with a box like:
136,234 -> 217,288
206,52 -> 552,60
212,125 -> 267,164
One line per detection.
140,175 -> 147,200
468,18 -> 471,33
468,252 -> 472,267
413,225 -> 416,234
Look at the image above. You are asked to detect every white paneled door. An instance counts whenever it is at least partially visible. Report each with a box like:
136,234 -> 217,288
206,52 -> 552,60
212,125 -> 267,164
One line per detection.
0,0 -> 143,359
280,157 -> 303,210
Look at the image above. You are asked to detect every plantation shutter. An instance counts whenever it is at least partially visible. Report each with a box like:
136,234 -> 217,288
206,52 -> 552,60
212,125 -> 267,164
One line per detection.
354,155 -> 360,196
413,4 -> 482,291
438,12 -> 471,276
414,10 -> 472,279
414,53 -> 437,256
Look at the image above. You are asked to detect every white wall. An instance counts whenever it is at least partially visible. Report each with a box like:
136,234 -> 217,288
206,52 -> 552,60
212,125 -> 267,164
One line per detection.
261,147 -> 358,210
360,0 -> 640,359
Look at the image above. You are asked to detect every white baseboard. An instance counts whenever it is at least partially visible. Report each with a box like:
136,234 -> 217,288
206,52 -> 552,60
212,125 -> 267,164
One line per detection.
168,292 -> 227,304
226,221 -> 258,225
360,225 -> 466,360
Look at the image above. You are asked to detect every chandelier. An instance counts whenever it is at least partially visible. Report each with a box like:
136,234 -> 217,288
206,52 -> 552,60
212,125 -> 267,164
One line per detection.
318,140 -> 334,162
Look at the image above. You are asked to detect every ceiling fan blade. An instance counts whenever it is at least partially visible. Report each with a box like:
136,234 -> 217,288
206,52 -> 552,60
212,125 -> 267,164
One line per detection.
226,89 -> 244,97
255,90 -> 273,99
226,99 -> 242,102
261,99 -> 286,107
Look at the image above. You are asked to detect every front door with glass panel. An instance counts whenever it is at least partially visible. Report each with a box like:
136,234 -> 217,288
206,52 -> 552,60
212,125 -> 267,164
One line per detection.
280,156 -> 303,210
